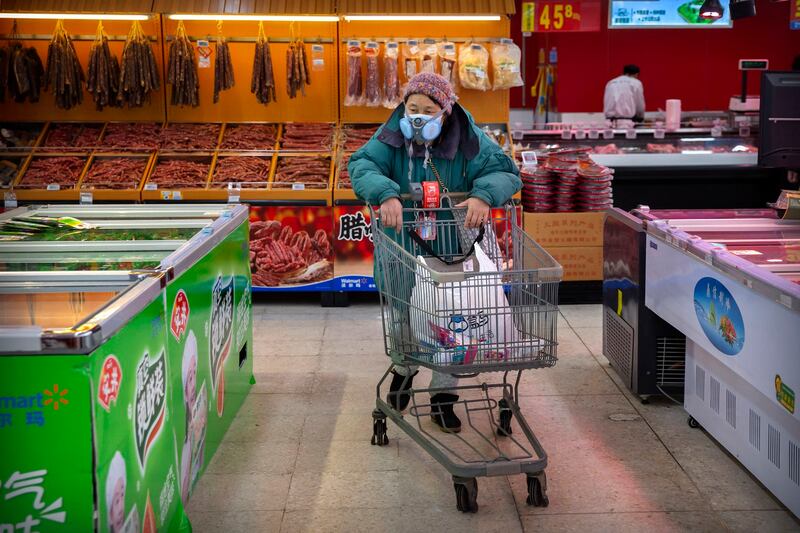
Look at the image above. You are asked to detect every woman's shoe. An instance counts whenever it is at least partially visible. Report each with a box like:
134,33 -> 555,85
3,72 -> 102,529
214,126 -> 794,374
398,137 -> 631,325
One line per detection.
430,393 -> 462,433
387,369 -> 417,411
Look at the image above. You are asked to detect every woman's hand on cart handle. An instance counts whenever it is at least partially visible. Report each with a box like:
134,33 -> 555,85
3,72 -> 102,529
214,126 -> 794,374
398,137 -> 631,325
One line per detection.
456,197 -> 491,229
379,197 -> 404,232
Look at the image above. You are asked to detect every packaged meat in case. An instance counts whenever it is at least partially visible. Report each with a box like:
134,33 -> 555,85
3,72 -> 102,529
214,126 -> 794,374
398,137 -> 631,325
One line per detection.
437,42 -> 458,89
459,43 -> 491,91
146,155 -> 211,190
364,42 -> 382,107
420,39 -> 438,74
402,40 -> 421,82
491,39 -> 523,90
100,122 -> 161,151
344,41 -> 364,107
16,155 -> 87,190
280,123 -> 334,151
211,155 -> 272,189
220,124 -> 278,151
383,42 -> 401,108
272,156 -> 331,190
81,155 -> 149,191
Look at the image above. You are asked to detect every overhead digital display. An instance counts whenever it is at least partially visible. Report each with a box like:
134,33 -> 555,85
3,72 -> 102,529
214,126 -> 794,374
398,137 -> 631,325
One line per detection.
609,0 -> 733,27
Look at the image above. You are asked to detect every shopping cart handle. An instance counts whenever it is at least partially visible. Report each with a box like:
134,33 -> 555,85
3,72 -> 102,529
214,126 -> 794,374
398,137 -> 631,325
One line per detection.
406,224 -> 486,266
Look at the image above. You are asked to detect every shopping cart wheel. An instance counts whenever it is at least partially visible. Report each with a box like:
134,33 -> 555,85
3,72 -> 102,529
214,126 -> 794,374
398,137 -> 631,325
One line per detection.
371,409 -> 389,446
526,473 -> 549,507
453,477 -> 478,513
687,416 -> 701,429
497,398 -> 513,436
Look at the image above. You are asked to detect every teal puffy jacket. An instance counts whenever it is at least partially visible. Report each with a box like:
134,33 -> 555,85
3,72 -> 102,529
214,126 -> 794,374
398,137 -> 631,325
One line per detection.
348,103 -> 521,207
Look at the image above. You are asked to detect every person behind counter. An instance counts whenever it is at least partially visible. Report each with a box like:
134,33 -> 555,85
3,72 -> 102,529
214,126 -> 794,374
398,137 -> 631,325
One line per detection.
604,64 -> 646,124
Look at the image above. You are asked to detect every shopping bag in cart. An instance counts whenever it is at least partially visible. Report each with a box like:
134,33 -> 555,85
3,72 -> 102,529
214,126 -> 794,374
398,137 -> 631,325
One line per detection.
409,236 -> 517,367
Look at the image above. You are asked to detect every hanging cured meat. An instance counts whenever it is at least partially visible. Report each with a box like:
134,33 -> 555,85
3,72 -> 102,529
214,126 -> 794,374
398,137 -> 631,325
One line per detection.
44,20 -> 85,110
251,22 -> 277,105
117,20 -> 160,108
167,21 -> 199,107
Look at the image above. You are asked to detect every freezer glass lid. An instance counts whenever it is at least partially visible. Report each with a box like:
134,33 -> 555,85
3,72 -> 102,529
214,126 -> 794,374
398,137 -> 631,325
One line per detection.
0,250 -> 169,272
0,288 -> 123,330
8,227 -> 199,243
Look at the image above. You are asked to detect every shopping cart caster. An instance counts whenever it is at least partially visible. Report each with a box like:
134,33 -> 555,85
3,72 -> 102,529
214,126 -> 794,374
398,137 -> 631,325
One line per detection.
453,477 -> 478,513
371,409 -> 389,446
526,473 -> 549,507
687,416 -> 701,429
497,398 -> 513,436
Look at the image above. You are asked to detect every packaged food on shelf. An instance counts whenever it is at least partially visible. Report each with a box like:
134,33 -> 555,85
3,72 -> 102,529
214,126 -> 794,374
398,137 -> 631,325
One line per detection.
211,155 -> 271,189
42,123 -> 103,149
280,123 -> 334,151
437,42 -> 458,88
81,156 -> 148,190
364,42 -> 382,107
16,155 -> 87,189
147,155 -> 211,189
402,40 -> 421,82
220,124 -> 278,150
491,40 -> 523,90
344,41 -> 364,107
0,123 -> 44,149
159,123 -> 220,151
420,39 -> 438,74
383,42 -> 401,108
272,156 -> 331,189
341,124 -> 378,151
100,122 -> 161,150
458,43 -> 490,91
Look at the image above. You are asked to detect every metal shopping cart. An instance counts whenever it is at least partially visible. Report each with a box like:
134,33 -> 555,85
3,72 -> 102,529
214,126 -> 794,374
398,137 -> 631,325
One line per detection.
369,198 -> 563,512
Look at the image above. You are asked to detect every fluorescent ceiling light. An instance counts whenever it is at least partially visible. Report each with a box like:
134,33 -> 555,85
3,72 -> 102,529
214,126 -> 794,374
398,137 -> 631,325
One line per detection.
343,15 -> 502,21
169,14 -> 338,22
0,13 -> 150,20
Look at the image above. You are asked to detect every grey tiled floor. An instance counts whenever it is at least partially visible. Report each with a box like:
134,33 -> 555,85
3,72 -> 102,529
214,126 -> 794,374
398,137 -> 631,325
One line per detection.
187,299 -> 800,532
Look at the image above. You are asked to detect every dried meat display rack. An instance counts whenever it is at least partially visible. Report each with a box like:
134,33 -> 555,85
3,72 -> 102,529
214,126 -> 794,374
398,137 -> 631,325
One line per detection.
0,3 -> 516,300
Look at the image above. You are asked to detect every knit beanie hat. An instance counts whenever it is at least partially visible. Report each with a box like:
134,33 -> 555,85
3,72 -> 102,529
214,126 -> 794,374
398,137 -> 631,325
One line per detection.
403,73 -> 455,115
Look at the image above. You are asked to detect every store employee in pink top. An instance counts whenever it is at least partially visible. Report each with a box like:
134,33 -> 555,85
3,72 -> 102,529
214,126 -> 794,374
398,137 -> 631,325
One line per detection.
604,64 -> 645,124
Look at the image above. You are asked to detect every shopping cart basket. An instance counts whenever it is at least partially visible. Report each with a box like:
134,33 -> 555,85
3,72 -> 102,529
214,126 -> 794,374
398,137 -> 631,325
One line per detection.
369,200 -> 563,512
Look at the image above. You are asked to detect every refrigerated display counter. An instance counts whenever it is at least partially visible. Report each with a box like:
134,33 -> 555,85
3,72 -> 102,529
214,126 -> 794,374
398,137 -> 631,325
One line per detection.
0,204 -> 254,533
603,206 -> 800,517
516,128 -> 787,211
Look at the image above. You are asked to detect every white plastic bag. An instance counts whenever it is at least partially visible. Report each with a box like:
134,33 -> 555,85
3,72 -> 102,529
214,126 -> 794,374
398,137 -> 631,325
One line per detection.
491,39 -> 523,89
409,244 -> 517,366
458,42 -> 491,91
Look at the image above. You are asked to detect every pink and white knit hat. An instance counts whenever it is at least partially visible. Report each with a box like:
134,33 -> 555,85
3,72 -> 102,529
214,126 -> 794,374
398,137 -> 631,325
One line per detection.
403,73 -> 456,115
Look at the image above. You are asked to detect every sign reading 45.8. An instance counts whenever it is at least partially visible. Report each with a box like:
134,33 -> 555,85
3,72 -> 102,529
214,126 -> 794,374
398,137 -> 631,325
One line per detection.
521,1 -> 600,32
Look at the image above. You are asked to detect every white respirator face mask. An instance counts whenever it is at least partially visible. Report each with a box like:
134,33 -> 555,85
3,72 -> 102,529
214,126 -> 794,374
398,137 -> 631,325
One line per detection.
400,110 -> 446,144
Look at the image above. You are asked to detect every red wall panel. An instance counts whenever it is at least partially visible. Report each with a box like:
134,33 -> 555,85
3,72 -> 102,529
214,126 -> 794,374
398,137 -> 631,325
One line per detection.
510,1 -> 799,112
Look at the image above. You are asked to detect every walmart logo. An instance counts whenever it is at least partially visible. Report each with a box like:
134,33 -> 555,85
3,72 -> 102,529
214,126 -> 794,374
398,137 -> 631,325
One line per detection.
43,384 -> 69,411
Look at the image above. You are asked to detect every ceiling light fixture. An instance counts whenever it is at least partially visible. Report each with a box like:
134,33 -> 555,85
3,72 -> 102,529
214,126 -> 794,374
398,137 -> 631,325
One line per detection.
343,15 -> 502,21
0,13 -> 150,20
698,0 -> 724,19
168,14 -> 339,22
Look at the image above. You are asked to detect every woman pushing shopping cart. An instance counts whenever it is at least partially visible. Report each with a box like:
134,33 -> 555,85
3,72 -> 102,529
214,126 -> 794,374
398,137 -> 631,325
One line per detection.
348,73 -> 563,513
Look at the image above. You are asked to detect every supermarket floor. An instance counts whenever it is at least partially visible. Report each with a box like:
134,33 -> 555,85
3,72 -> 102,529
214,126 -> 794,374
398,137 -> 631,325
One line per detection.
186,297 -> 800,533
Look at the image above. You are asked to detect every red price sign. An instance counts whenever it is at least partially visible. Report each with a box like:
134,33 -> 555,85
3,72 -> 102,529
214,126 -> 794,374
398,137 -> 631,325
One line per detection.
522,1 -> 600,33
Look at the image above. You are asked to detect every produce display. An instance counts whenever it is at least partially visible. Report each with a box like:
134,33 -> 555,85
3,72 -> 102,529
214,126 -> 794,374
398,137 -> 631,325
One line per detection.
18,227 -> 195,242
251,23 -> 277,105
44,21 -> 85,110
341,124 -> 378,151
250,220 -> 333,286
211,156 -> 271,188
43,123 -> 102,148
86,23 -> 120,111
280,123 -> 333,151
118,20 -> 160,108
148,158 -> 210,188
272,157 -> 330,189
16,156 -> 86,189
521,149 -> 613,213
167,22 -> 199,107
100,122 -> 161,150
0,157 -> 21,188
364,42 -> 381,107
0,124 -> 43,148
1,40 -> 44,104
81,157 -> 146,190
286,39 -> 311,99
159,123 -> 220,150
344,42 -> 363,107
0,259 -> 161,272
458,43 -> 490,91
213,31 -> 234,103
220,123 -> 277,150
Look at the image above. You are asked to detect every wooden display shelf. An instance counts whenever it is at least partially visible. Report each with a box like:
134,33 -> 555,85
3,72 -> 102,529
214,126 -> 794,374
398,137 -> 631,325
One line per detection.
141,151 -> 218,201
11,151 -> 91,201
206,151 -> 278,201
269,152 -> 334,204
77,152 -> 155,202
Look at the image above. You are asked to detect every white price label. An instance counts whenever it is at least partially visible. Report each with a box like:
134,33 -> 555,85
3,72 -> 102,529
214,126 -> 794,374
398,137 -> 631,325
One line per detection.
227,194 -> 240,204
312,44 -> 324,53
80,192 -> 93,204
4,192 -> 17,208
46,183 -> 60,191
291,183 -> 305,191
144,183 -> 158,191
172,191 -> 183,200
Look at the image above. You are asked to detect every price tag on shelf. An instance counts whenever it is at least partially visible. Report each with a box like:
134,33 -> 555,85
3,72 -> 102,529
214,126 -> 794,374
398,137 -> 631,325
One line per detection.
227,193 -> 240,204
161,191 -> 171,200
625,129 -> 637,140
80,192 -> 93,204
172,191 -> 183,200
4,192 -> 17,208
46,183 -> 60,191
521,1 -> 601,33
145,183 -> 158,191
291,183 -> 306,191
